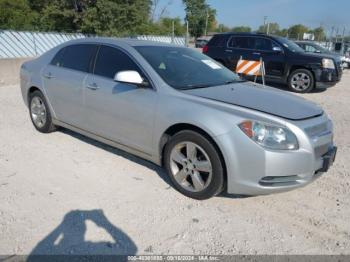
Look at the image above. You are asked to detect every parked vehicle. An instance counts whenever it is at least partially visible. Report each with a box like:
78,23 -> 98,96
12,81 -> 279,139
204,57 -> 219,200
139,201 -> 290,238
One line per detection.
344,51 -> 350,68
203,33 -> 343,93
195,38 -> 209,48
295,40 -> 348,68
20,38 -> 336,199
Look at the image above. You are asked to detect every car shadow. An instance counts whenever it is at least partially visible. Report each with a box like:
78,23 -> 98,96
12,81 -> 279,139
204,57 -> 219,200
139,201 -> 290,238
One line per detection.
59,128 -> 257,200
27,209 -> 137,261
59,128 -> 172,187
217,192 -> 254,199
265,82 -> 328,94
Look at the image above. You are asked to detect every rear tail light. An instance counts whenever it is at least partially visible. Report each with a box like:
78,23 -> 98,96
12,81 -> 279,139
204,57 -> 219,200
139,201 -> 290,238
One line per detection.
202,45 -> 209,53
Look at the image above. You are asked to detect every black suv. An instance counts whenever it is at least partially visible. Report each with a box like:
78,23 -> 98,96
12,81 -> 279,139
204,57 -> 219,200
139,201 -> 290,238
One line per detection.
203,33 -> 342,93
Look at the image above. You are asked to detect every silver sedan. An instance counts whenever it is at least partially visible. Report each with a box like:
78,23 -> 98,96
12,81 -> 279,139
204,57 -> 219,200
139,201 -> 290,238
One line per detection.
20,38 -> 337,199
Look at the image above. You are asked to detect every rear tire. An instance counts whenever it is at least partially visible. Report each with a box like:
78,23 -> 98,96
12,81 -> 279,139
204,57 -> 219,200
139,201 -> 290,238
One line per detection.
164,130 -> 225,200
287,69 -> 314,93
29,90 -> 56,133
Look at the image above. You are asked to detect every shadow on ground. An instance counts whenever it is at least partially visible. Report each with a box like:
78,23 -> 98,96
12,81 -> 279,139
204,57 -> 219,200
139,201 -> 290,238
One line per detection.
60,129 -> 255,200
60,128 -> 171,187
27,209 -> 137,261
265,82 -> 328,94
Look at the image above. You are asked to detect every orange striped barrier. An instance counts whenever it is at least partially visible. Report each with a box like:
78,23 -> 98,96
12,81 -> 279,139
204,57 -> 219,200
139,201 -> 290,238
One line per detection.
236,59 -> 262,76
235,57 -> 266,85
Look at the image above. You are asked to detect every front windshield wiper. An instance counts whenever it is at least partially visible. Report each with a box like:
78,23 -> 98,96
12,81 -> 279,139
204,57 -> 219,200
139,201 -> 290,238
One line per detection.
224,79 -> 246,85
180,84 -> 215,90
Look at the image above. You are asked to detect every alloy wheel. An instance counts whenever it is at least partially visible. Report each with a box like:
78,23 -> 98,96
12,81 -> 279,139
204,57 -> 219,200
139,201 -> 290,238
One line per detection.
30,96 -> 47,128
169,141 -> 213,192
290,72 -> 311,91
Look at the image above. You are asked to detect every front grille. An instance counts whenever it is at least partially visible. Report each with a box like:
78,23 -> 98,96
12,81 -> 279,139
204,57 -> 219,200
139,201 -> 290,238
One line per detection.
336,61 -> 343,79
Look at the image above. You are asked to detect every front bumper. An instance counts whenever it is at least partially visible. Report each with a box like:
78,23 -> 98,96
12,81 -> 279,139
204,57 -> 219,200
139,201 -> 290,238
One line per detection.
314,67 -> 342,88
215,115 -> 335,195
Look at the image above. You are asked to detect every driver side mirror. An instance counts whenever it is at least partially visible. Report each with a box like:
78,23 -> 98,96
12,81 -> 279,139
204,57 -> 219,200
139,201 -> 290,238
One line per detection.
114,70 -> 149,87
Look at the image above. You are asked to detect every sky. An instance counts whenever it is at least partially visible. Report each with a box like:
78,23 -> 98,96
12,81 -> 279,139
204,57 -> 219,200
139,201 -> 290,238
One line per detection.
156,0 -> 350,35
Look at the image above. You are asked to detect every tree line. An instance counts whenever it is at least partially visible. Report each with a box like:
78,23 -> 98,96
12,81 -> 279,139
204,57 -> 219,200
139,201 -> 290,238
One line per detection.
217,23 -> 327,41
0,0 -> 329,40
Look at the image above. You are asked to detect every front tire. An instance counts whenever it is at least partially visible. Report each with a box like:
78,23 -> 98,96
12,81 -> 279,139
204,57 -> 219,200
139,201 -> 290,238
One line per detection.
287,69 -> 314,93
29,90 -> 56,133
164,130 -> 225,200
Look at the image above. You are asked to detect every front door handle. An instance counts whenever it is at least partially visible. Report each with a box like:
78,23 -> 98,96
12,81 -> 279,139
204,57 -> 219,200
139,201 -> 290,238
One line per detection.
44,72 -> 55,79
86,83 -> 99,90
225,49 -> 233,53
253,52 -> 261,56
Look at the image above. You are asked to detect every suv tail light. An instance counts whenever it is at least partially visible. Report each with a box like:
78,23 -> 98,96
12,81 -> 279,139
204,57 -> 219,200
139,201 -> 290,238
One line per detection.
202,45 -> 209,54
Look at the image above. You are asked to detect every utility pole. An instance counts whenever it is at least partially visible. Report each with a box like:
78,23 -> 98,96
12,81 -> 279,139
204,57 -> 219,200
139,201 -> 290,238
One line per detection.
263,16 -> 268,33
204,9 -> 209,36
341,26 -> 346,54
171,20 -> 175,44
335,27 -> 339,43
266,23 -> 270,35
330,26 -> 335,49
185,20 -> 189,47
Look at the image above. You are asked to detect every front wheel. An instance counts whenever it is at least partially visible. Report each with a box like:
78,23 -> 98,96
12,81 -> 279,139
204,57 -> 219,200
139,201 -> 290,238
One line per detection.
164,130 -> 225,200
287,69 -> 315,93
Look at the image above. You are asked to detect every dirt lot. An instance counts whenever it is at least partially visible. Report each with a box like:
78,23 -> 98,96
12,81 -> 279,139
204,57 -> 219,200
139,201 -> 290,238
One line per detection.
0,71 -> 350,256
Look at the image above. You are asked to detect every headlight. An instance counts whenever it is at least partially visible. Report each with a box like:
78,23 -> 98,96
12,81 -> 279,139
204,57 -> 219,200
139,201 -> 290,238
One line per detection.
322,58 -> 335,69
239,121 -> 299,150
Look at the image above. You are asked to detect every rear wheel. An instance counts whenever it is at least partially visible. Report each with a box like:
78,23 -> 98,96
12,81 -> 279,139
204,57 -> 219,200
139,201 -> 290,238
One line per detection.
164,130 -> 224,200
29,90 -> 56,133
288,69 -> 314,93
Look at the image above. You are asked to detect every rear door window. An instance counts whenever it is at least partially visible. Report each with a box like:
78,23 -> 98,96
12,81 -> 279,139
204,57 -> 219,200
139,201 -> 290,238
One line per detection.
94,45 -> 142,79
208,35 -> 228,47
228,36 -> 254,49
51,44 -> 97,73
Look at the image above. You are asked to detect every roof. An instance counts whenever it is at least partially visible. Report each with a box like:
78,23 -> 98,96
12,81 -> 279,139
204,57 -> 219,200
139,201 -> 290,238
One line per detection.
216,32 -> 268,36
62,37 -> 179,48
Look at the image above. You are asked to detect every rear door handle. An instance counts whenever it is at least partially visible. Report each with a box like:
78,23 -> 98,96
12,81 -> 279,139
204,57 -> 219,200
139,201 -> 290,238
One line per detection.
86,83 -> 99,90
225,49 -> 233,53
44,72 -> 55,79
253,52 -> 261,56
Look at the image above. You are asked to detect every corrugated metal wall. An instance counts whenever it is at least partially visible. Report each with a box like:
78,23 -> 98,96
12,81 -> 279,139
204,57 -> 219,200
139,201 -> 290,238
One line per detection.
0,31 -> 86,58
135,35 -> 185,46
0,30 -> 186,59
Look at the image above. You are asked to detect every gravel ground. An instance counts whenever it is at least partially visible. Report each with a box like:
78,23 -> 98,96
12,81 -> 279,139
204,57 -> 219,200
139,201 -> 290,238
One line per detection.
0,71 -> 350,255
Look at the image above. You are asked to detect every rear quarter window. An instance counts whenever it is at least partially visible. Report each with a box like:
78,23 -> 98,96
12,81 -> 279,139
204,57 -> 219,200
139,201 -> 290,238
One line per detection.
228,36 -> 254,49
208,35 -> 228,47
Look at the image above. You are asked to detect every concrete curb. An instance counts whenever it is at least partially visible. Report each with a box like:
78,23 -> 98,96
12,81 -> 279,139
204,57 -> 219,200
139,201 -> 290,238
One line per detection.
0,58 -> 34,87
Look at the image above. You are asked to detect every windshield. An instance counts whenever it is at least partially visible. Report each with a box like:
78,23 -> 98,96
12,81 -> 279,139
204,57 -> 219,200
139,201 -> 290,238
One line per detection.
277,37 -> 305,53
312,43 -> 328,52
135,46 -> 241,90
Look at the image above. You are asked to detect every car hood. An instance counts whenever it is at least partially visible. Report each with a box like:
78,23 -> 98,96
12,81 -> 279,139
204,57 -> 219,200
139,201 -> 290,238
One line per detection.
296,51 -> 341,61
182,82 -> 323,120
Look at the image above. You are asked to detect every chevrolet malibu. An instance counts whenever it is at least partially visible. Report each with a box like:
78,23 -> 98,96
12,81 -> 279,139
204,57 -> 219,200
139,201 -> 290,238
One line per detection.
20,38 -> 337,200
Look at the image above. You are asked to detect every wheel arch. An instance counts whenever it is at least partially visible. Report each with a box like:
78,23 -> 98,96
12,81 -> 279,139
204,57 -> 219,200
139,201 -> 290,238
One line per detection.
288,65 -> 316,82
159,123 -> 227,185
27,85 -> 57,119
27,86 -> 42,104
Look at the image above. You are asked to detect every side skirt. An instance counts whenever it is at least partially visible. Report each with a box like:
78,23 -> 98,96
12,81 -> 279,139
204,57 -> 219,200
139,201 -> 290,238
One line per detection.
52,119 -> 162,166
